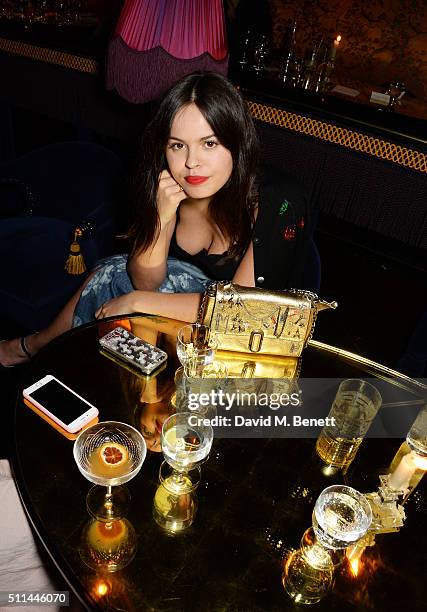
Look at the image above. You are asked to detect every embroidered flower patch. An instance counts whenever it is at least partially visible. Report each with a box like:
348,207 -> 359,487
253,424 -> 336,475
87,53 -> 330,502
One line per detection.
283,225 -> 296,240
279,200 -> 290,215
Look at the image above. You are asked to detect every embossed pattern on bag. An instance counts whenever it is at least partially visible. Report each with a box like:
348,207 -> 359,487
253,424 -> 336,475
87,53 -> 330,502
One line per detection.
198,282 -> 337,357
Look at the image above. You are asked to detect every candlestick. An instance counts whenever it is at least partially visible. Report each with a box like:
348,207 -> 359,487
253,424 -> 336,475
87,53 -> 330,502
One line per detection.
329,35 -> 341,61
388,451 -> 418,490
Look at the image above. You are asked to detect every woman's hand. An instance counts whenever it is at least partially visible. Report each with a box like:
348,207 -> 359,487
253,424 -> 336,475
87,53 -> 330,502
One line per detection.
95,293 -> 138,319
157,169 -> 187,227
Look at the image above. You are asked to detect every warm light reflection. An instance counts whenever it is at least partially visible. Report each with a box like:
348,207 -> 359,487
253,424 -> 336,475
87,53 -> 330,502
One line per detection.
346,543 -> 366,578
350,557 -> 360,577
94,579 -> 109,597
321,464 -> 338,477
413,453 -> 427,471
336,35 -> 342,43
284,550 -> 296,574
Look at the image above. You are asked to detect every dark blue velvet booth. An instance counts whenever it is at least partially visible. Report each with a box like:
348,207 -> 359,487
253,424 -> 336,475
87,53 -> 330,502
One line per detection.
0,142 -> 124,333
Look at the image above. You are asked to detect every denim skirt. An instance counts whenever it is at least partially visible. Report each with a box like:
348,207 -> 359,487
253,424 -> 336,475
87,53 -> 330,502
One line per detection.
72,254 -> 212,327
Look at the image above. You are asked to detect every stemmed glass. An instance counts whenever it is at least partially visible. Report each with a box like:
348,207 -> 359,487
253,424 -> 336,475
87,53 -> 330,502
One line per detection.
173,324 -> 217,410
176,323 -> 217,370
283,485 -> 372,604
74,421 -> 147,521
153,412 -> 213,532
160,411 -> 214,493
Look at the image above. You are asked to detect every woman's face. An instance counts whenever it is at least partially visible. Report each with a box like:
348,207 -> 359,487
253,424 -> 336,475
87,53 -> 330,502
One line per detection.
166,103 -> 233,201
139,401 -> 173,452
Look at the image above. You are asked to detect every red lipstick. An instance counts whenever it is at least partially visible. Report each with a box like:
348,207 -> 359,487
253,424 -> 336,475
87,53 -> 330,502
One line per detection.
185,176 -> 208,185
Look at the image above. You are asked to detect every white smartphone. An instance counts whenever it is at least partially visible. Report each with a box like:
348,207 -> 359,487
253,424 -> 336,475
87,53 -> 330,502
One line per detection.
22,375 -> 99,434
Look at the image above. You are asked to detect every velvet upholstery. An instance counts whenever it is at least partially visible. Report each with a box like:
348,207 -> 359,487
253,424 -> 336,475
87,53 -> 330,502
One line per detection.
0,142 -> 124,332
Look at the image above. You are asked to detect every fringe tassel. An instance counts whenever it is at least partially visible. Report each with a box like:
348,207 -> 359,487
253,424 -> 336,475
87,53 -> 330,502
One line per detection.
106,37 -> 228,104
65,228 -> 86,275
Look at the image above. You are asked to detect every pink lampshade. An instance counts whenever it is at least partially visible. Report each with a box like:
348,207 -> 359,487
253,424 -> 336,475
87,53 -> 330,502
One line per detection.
115,0 -> 228,60
106,0 -> 229,104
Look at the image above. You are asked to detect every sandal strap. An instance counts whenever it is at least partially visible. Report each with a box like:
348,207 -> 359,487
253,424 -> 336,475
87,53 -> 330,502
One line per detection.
20,336 -> 32,359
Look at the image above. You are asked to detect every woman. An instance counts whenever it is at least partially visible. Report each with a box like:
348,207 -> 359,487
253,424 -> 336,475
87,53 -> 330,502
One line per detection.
0,72 -> 310,366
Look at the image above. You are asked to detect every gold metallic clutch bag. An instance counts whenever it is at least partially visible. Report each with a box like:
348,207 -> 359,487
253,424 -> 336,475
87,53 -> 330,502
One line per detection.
198,282 -> 337,357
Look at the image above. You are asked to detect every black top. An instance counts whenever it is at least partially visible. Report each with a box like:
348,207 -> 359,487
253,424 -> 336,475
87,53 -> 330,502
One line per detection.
253,167 -> 313,290
168,223 -> 241,281
169,167 -> 313,290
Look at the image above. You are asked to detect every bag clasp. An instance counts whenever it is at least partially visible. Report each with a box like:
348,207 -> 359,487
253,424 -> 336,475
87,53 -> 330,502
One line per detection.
249,330 -> 264,352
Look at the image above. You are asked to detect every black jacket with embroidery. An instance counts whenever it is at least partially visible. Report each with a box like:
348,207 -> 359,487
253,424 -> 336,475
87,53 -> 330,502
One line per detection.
253,168 -> 312,291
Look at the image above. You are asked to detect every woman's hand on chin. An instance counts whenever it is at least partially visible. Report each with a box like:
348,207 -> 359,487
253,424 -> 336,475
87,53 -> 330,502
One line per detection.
157,169 -> 187,227
95,292 -> 138,319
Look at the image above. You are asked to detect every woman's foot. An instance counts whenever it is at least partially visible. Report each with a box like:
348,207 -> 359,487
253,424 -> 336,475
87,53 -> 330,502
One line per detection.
0,337 -> 33,367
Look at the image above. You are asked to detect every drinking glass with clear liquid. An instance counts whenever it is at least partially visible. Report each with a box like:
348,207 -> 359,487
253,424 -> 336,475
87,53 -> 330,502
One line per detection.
312,485 -> 372,550
283,485 -> 372,604
316,379 -> 382,470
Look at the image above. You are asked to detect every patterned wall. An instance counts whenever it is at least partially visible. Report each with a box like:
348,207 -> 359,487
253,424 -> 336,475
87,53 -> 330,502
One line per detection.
269,0 -> 427,99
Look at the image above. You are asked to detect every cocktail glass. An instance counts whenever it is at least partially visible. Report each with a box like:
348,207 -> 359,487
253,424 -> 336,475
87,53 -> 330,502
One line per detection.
283,484 -> 372,604
176,324 -> 217,370
74,421 -> 147,521
160,412 -> 213,495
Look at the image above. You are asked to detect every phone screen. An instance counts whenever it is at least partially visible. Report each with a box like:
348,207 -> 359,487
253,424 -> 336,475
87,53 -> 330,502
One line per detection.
29,379 -> 91,426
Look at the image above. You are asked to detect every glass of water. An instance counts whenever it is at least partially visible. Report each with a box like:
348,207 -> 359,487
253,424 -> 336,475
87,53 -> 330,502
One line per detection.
283,484 -> 372,604
312,484 -> 372,550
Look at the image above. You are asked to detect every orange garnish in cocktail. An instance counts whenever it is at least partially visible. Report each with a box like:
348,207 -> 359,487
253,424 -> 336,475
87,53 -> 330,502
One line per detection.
99,442 -> 128,467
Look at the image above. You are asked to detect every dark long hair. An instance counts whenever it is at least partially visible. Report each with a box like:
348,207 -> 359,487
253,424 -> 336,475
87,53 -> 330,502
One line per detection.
128,72 -> 259,259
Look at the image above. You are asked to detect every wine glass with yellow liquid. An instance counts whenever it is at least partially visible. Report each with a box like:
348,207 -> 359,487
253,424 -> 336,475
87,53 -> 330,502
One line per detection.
74,421 -> 146,521
160,412 -> 213,494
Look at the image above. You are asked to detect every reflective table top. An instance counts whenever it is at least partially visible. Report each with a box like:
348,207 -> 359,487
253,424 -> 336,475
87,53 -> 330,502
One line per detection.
12,315 -> 426,611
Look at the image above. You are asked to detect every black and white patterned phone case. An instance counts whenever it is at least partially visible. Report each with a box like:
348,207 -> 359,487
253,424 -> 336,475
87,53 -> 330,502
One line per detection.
99,327 -> 168,375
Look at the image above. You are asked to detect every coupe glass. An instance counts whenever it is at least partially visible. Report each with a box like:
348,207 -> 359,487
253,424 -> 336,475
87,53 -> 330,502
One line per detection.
160,412 -> 213,494
176,324 -> 217,369
283,485 -> 372,604
74,421 -> 147,521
